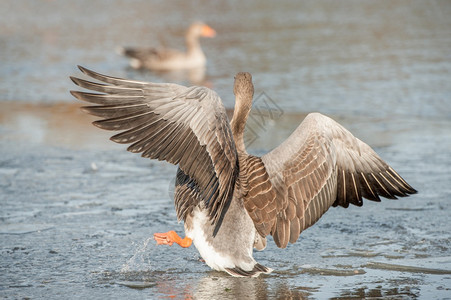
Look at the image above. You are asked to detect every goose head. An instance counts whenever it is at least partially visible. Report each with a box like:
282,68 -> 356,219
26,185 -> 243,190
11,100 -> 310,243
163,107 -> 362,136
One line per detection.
233,72 -> 254,103
188,22 -> 216,39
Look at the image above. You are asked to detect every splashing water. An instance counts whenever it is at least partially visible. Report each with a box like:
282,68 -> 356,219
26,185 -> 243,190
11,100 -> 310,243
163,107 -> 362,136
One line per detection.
121,237 -> 155,273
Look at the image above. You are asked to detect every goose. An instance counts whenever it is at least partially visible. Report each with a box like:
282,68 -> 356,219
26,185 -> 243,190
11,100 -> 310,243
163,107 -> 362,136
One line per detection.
70,66 -> 417,277
117,22 -> 216,71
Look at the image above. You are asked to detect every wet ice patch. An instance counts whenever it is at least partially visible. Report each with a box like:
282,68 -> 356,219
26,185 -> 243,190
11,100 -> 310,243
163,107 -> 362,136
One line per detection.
116,281 -> 156,289
320,249 -> 381,258
386,207 -> 433,211
366,261 -> 451,275
299,265 -> 366,276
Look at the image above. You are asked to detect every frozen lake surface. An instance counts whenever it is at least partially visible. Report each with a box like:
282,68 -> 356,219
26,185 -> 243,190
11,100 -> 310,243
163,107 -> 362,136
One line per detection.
1,0 -> 451,299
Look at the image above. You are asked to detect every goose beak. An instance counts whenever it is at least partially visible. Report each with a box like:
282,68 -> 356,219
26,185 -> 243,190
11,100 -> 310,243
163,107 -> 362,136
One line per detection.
201,25 -> 216,38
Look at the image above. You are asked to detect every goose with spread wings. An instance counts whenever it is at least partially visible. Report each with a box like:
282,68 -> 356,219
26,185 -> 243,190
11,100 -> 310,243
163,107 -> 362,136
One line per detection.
70,67 -> 417,277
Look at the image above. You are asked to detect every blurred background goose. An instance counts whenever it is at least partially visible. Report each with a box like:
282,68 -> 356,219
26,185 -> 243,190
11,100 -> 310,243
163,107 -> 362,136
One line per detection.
70,67 -> 417,277
118,22 -> 216,71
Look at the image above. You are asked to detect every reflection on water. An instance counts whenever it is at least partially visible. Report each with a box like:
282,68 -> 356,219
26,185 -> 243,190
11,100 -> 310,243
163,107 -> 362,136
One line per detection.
97,260 -> 449,299
0,102 -> 114,149
154,67 -> 208,86
130,66 -> 208,86
1,0 -> 451,299
194,275 -> 269,299
336,285 -> 420,299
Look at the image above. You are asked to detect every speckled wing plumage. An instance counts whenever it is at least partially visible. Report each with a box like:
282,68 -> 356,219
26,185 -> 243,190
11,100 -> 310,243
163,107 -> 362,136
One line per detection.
70,66 -> 238,234
239,154 -> 278,238
257,113 -> 417,248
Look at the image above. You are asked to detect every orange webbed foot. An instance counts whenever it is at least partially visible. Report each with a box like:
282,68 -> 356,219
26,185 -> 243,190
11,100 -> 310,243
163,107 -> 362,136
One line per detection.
153,230 -> 192,248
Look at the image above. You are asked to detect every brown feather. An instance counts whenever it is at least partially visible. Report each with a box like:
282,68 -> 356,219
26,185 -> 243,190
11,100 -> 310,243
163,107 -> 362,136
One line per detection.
257,112 -> 416,248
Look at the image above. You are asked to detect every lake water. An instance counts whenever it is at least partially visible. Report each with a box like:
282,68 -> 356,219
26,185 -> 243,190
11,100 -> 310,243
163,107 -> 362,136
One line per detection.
1,0 -> 450,299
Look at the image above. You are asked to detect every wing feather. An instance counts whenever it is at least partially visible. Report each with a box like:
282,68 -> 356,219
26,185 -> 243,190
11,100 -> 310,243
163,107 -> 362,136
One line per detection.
70,66 -> 238,234
256,112 -> 417,248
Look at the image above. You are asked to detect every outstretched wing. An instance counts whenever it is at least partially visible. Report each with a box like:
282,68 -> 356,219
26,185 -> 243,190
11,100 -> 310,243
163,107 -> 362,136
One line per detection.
251,112 -> 417,248
70,66 -> 238,234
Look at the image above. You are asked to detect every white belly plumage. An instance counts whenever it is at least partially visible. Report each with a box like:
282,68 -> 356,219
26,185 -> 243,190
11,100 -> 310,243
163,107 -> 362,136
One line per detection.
185,207 -> 257,273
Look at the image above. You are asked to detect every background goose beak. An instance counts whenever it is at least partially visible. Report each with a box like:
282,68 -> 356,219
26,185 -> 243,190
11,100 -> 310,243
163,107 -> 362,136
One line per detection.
201,25 -> 216,38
